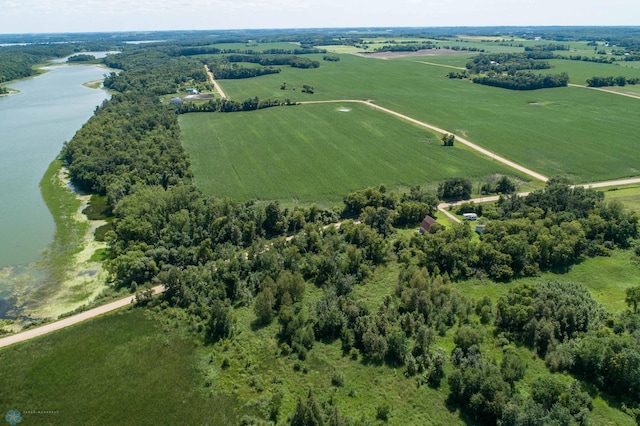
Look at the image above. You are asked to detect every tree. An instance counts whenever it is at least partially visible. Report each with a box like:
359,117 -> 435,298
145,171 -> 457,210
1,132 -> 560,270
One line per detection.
500,348 -> 525,385
626,286 -> 640,313
207,299 -> 235,342
442,133 -> 455,146
254,287 -> 276,325
438,177 -> 472,200
290,390 -> 324,426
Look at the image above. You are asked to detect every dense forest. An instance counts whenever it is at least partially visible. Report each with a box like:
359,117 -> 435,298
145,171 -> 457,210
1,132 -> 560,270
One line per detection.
4,29 -> 640,424
0,42 -> 120,84
463,52 -> 569,90
471,72 -> 569,90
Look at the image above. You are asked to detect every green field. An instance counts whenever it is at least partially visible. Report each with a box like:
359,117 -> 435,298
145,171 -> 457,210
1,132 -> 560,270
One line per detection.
456,249 -> 640,314
0,308 -> 243,425
541,58 -> 640,85
180,102 -> 527,205
211,52 -> 640,184
1,260 -> 635,425
605,184 -> 640,212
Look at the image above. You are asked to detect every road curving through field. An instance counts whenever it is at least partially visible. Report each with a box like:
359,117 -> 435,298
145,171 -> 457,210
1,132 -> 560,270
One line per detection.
299,99 -> 550,183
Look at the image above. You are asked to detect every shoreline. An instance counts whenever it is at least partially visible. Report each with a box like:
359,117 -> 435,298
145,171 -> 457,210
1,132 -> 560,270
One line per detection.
0,162 -> 111,333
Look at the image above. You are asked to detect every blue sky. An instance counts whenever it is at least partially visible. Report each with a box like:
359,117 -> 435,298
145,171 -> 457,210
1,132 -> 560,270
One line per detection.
0,0 -> 638,34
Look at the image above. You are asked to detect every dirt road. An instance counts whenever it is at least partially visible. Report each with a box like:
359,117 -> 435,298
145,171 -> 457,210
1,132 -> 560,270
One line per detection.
438,177 -> 640,222
0,285 -> 164,349
415,61 -> 466,70
299,99 -> 549,183
205,65 -> 227,99
569,83 -> 640,100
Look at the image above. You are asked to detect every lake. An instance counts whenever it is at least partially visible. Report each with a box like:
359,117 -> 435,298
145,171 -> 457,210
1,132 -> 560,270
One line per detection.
0,64 -> 110,270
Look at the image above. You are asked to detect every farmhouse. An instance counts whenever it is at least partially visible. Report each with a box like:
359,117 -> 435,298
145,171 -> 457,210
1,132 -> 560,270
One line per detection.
419,215 -> 439,233
185,88 -> 198,95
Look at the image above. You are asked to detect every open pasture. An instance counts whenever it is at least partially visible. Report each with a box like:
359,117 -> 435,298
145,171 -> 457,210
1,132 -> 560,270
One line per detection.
216,53 -> 640,183
0,308 -> 243,425
604,184 -> 640,212
456,249 -> 640,314
180,102 -> 524,205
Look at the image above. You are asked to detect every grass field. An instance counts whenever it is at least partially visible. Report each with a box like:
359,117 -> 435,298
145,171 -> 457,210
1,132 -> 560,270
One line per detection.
2,258 -> 637,425
0,308 -> 245,425
456,249 -> 640,314
541,58 -> 640,85
605,184 -> 640,212
211,52 -> 640,184
180,102 -> 528,205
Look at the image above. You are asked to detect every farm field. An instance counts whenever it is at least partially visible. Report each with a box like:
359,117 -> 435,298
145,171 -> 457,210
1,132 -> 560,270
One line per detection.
180,102 -> 528,205
211,52 -> 640,184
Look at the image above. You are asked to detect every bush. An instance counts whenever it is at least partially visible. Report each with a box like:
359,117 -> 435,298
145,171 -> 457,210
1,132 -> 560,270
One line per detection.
376,403 -> 391,422
331,372 -> 345,387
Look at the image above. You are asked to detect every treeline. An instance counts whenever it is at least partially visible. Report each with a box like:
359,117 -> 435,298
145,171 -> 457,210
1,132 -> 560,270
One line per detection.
168,46 -> 326,57
524,43 -> 570,51
175,97 -> 294,114
212,64 -> 281,79
556,54 -> 616,64
0,45 -> 75,83
373,42 -> 437,52
587,75 -> 640,87
0,42 -> 122,84
472,71 -> 569,90
61,93 -> 192,206
223,54 -> 320,69
466,52 -> 553,75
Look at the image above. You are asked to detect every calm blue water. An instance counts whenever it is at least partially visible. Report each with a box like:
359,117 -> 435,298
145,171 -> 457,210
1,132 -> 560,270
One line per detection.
0,64 -> 110,269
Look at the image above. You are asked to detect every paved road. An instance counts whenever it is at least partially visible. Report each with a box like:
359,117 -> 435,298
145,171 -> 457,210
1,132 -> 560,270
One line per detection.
0,286 -> 164,349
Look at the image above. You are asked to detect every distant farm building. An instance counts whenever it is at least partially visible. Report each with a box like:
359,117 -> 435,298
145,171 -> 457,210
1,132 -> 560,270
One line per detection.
462,213 -> 477,220
169,97 -> 183,105
185,88 -> 198,95
419,215 -> 439,233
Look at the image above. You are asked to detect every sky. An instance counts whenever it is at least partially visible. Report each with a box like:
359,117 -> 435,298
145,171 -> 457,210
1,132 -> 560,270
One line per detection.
0,0 -> 638,34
